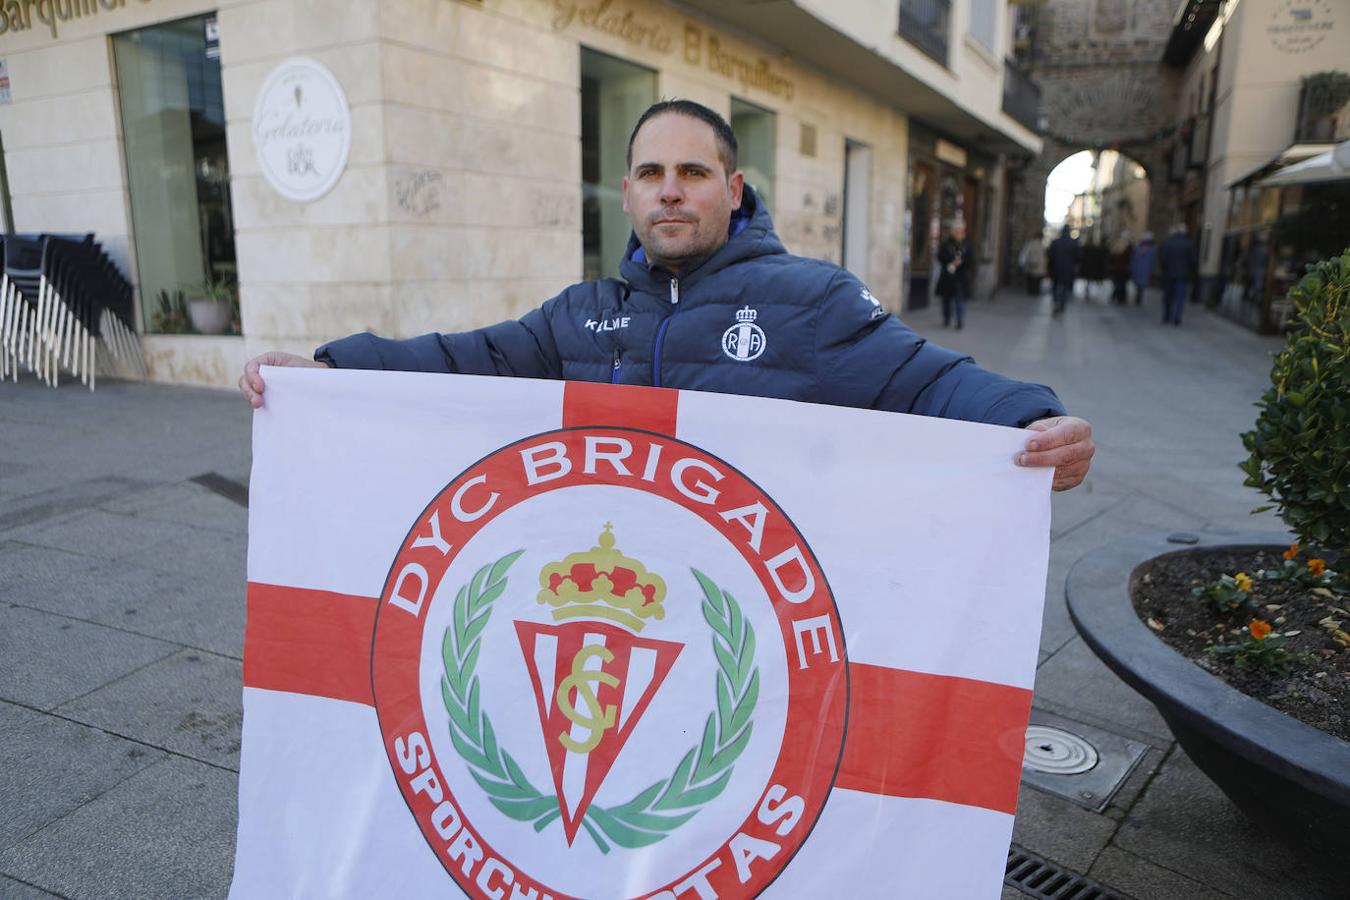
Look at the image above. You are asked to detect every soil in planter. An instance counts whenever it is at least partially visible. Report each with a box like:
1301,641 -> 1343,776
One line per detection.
1131,547 -> 1349,742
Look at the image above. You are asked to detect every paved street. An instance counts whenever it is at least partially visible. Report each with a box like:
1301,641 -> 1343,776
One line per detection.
0,289 -> 1339,899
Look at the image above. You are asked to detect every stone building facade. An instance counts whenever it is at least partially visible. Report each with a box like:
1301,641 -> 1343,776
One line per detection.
1005,0 -> 1181,272
0,0 -> 1038,388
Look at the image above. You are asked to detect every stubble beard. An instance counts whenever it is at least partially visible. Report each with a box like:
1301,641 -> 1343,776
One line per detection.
640,216 -> 723,272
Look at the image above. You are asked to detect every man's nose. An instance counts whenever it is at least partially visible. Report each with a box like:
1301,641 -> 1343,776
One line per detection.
658,173 -> 684,204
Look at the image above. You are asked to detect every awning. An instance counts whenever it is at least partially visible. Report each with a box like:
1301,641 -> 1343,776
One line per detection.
1256,141 -> 1350,188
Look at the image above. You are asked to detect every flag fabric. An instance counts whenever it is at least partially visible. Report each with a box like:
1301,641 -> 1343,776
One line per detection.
233,368 -> 1052,899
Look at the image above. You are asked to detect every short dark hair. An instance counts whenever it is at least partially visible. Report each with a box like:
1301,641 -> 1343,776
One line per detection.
626,100 -> 738,175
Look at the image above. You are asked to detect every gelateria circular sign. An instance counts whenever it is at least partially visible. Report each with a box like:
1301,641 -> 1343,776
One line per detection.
252,58 -> 351,202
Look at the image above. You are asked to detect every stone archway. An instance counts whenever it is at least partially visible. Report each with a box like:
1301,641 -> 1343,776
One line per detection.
1005,0 -> 1182,281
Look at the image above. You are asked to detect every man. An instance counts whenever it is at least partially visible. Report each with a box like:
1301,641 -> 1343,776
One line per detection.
241,100 -> 1093,491
1158,224 -> 1198,326
1045,225 -> 1080,318
935,223 -> 972,329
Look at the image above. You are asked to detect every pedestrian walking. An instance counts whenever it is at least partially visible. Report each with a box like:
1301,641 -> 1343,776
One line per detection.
1159,224 -> 1198,325
1017,235 -> 1046,296
1081,240 -> 1109,302
1108,230 -> 1133,305
936,223 -> 972,329
1046,225 -> 1081,317
1130,231 -> 1156,305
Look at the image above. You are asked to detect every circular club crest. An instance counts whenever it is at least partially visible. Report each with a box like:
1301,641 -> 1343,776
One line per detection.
371,427 -> 847,899
252,58 -> 351,202
721,307 -> 766,362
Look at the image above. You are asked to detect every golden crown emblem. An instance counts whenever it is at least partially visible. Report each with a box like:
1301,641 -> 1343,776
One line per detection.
537,523 -> 666,632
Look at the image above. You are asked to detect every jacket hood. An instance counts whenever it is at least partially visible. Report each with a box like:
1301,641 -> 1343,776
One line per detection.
619,185 -> 786,293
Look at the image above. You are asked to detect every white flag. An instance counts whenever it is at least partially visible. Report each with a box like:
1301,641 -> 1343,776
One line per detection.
233,368 -> 1052,899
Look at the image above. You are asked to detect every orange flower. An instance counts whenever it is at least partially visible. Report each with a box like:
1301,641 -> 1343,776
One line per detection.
1233,572 -> 1253,592
1248,619 -> 1272,641
1308,558 -> 1327,576
1283,543 -> 1300,560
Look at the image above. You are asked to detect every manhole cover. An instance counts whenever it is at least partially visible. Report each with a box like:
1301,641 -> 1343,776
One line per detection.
1024,725 -> 1099,775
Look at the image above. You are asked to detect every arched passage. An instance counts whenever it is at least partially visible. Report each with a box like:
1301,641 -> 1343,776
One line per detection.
1045,149 -> 1152,243
1006,139 -> 1177,285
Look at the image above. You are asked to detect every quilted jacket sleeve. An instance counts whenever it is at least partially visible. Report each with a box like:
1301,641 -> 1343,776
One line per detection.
314,296 -> 565,379
815,270 -> 1066,427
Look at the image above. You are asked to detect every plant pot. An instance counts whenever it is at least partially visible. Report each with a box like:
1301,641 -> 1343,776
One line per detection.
1066,531 -> 1350,852
187,298 -> 231,334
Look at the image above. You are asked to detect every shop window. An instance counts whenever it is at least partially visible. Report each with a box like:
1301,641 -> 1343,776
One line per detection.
113,15 -> 236,335
899,0 -> 952,67
730,98 -> 776,215
580,48 -> 656,281
967,0 -> 999,56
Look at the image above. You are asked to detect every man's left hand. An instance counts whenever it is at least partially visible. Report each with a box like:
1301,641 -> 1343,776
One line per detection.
1017,416 -> 1094,491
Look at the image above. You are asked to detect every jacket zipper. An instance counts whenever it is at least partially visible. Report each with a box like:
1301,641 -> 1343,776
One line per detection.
610,347 -> 623,384
651,277 -> 679,388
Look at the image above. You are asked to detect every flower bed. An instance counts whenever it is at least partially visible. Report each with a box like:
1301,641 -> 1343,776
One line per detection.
1131,544 -> 1348,742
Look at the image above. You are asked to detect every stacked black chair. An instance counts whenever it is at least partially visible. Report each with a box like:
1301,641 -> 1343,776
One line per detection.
1,232 -> 145,388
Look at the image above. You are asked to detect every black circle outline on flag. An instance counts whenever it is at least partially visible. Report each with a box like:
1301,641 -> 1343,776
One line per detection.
369,426 -> 850,899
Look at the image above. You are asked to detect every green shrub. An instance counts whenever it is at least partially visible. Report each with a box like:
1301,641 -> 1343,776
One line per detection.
1240,248 -> 1350,555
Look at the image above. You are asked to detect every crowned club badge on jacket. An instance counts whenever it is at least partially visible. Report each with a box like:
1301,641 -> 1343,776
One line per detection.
234,369 -> 1052,899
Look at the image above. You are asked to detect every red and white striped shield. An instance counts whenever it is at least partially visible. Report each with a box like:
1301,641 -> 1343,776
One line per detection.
233,369 -> 1052,899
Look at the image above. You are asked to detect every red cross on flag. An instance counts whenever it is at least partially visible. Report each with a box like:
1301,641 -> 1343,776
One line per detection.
232,369 -> 1052,899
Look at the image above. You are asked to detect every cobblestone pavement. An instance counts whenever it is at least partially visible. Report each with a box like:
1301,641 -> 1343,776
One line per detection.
0,287 -> 1338,898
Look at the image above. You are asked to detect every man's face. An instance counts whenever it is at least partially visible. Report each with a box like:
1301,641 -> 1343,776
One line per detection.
623,113 -> 744,273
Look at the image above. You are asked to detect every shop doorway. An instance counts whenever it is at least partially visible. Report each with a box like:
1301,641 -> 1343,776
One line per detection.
842,139 -> 871,284
112,14 -> 237,335
907,160 -> 935,309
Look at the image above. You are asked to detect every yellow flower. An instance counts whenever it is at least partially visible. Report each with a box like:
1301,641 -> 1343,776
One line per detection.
1283,543 -> 1300,560
1308,558 -> 1326,577
1249,619 -> 1272,641
1233,572 -> 1253,592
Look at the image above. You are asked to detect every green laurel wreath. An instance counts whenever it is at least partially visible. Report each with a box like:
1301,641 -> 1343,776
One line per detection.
440,552 -> 759,854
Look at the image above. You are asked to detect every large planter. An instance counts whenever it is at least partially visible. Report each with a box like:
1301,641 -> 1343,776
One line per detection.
1066,531 -> 1350,852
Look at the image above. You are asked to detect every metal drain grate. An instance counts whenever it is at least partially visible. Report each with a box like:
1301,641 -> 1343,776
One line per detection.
1005,844 -> 1132,899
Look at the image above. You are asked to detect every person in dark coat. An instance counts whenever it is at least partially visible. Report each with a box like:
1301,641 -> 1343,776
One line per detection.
1130,232 -> 1156,305
1158,224 -> 1198,325
239,100 -> 1096,491
1108,231 -> 1133,305
1045,225 -> 1081,317
936,223 -> 972,329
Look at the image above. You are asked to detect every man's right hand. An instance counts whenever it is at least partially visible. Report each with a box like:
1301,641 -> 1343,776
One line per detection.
239,351 -> 330,409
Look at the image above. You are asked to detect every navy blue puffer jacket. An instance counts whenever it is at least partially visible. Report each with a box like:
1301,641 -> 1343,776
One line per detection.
316,188 -> 1064,427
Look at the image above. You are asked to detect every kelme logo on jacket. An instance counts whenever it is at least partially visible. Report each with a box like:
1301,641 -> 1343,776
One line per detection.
373,427 -> 845,898
721,307 -> 766,361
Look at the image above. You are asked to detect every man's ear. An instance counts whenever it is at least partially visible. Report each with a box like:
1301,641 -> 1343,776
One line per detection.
729,171 -> 744,209
621,175 -> 630,213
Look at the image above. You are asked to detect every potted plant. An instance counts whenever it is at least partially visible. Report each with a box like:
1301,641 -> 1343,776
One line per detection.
151,288 -> 190,334
186,278 -> 237,335
1067,249 -> 1350,851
